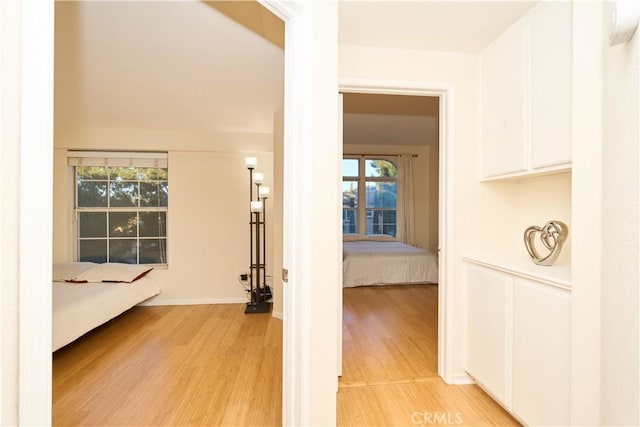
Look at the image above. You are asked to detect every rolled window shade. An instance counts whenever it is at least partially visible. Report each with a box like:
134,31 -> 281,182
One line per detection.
67,151 -> 168,168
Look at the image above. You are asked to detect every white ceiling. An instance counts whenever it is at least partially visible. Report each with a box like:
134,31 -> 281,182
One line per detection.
343,93 -> 439,146
339,1 -> 536,146
339,1 -> 537,53
55,1 -> 284,135
55,1 -> 535,144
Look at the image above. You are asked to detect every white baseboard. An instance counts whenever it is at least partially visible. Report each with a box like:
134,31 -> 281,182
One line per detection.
141,297 -> 247,306
452,371 -> 476,385
141,298 -> 282,318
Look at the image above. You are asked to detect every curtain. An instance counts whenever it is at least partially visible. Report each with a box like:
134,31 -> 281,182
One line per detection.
396,154 -> 415,245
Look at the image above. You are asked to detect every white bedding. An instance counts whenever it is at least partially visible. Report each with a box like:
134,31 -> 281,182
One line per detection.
53,276 -> 160,351
343,240 -> 438,287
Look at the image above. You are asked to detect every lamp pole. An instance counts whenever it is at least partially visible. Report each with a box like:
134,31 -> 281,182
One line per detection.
244,157 -> 271,314
245,157 -> 257,308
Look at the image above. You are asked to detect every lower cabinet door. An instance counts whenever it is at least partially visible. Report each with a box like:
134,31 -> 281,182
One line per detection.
466,265 -> 510,406
512,278 -> 571,425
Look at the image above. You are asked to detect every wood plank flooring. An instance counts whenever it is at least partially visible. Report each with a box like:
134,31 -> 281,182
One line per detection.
53,284 -> 518,426
341,284 -> 438,385
338,284 -> 519,426
53,304 -> 282,426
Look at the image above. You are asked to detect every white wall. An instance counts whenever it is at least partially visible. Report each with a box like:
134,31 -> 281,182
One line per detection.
600,7 -> 640,424
53,142 -> 275,304
340,45 -> 490,378
513,174 -> 572,267
0,3 -> 22,423
339,42 -> 573,380
343,143 -> 439,253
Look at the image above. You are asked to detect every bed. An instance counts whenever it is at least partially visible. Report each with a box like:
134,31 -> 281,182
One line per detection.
342,236 -> 438,287
53,262 -> 161,351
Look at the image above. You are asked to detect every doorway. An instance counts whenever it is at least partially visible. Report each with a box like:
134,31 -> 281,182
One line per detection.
338,79 -> 457,383
340,92 -> 441,384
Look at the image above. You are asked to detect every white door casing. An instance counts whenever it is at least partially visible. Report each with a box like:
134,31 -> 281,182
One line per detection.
259,1 -> 340,425
2,0 -> 55,424
338,78 -> 457,383
337,92 -> 344,379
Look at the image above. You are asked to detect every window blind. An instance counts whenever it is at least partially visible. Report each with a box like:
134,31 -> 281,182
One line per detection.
67,151 -> 168,168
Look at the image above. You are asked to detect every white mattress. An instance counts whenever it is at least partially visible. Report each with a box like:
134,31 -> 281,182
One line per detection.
53,278 -> 160,351
343,241 -> 438,287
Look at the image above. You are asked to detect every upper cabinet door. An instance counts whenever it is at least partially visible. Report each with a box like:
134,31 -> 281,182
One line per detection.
481,23 -> 528,178
480,2 -> 572,180
530,2 -> 572,168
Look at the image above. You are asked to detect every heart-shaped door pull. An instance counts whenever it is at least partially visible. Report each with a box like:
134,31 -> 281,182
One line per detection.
524,221 -> 568,266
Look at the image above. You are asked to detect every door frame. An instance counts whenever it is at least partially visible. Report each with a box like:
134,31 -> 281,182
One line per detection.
3,0 -> 55,424
259,1 -> 340,425
338,78 -> 457,382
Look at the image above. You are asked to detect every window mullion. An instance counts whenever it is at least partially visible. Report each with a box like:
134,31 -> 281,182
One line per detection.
106,208 -> 110,263
137,176 -> 140,264
359,159 -> 366,235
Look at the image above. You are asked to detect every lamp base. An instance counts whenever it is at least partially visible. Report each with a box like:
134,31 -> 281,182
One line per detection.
245,301 -> 272,314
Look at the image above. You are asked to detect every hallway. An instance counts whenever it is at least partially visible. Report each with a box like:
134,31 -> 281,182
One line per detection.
338,284 -> 519,426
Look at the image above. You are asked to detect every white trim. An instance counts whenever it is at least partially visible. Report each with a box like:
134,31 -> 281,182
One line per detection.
453,372 -> 476,385
272,310 -> 283,320
18,0 -> 54,424
140,297 -> 248,306
279,6 -> 309,425
339,77 -> 456,384
0,1 -> 22,423
337,93 -> 343,378
462,257 -> 571,290
340,78 -> 453,96
260,1 -> 339,425
257,0 -> 297,23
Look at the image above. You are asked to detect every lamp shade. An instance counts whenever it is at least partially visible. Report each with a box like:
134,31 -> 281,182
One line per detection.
245,156 -> 258,169
253,172 -> 264,184
259,186 -> 270,198
250,201 -> 263,213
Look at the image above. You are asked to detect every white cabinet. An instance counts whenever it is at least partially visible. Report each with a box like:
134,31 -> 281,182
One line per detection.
512,278 -> 571,425
466,265 -> 510,404
480,2 -> 572,180
465,260 -> 571,426
481,23 -> 527,177
530,2 -> 572,168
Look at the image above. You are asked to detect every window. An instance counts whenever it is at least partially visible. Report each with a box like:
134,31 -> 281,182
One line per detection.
342,157 -> 397,237
69,152 -> 168,265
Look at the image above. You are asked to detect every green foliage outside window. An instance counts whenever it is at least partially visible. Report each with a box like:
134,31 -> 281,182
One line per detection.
76,166 -> 168,264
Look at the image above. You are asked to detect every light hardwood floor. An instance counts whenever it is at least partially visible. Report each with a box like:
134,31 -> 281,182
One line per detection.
53,285 -> 518,426
53,304 -> 282,426
338,284 -> 519,426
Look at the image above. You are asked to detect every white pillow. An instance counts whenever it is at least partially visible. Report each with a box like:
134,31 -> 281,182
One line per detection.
366,234 -> 395,241
52,262 -> 97,282
343,234 -> 365,242
72,263 -> 154,283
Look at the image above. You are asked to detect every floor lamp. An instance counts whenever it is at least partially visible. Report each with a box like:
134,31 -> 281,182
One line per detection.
245,157 -> 272,314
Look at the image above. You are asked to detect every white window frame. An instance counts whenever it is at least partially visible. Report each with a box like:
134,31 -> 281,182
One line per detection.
342,155 -> 398,237
68,151 -> 168,265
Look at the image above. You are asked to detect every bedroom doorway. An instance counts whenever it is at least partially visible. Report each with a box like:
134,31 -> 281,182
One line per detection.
338,80 -> 456,384
340,92 -> 440,383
